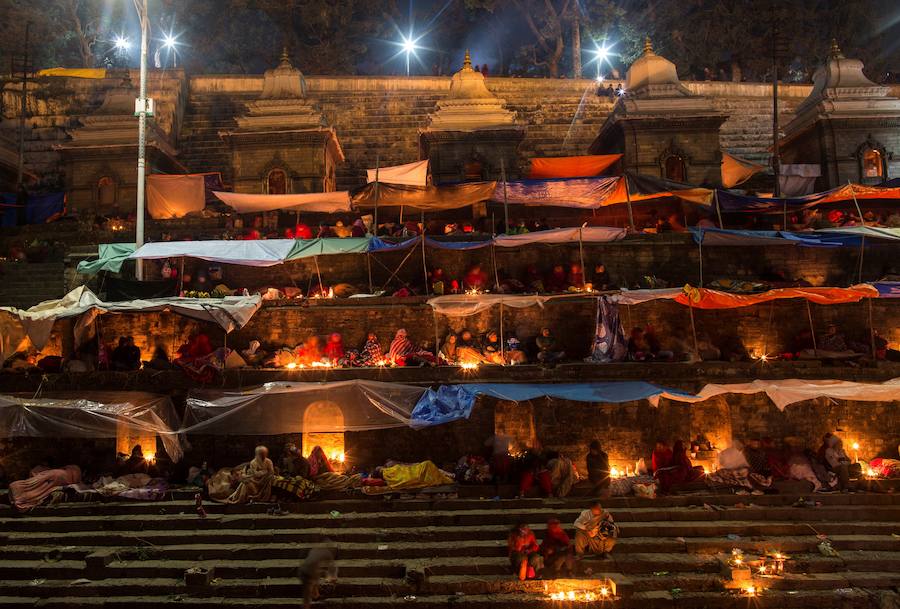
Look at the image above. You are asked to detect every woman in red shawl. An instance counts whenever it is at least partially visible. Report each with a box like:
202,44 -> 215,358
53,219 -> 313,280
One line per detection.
323,333 -> 344,365
654,440 -> 704,493
175,333 -> 229,383
651,439 -> 673,473
388,328 -> 415,366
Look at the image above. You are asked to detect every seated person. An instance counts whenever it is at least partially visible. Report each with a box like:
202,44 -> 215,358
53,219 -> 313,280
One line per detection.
117,445 -> 149,476
536,328 -> 565,365
586,440 -> 610,496
508,523 -> 543,580
297,336 -> 322,366
111,336 -> 141,371
145,341 -> 172,370
209,445 -> 275,504
323,333 -> 344,365
457,330 -> 488,364
654,440 -> 704,492
743,438 -> 770,476
388,329 -> 435,367
592,262 -> 613,291
718,333 -> 750,362
505,337 -> 528,365
524,265 -> 544,293
544,265 -> 568,293
651,439 -> 673,474
627,327 -> 652,361
482,331 -> 504,364
281,443 -> 311,478
358,332 -> 384,366
541,518 -> 575,576
645,325 -> 675,361
462,264 -> 489,292
518,449 -> 552,498
439,333 -> 459,365
566,263 -> 585,290
824,435 -> 857,491
573,501 -> 617,558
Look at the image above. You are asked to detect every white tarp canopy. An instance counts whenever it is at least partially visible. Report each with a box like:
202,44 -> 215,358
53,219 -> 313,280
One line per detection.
493,226 -> 627,247
0,286 -> 262,357
181,380 -> 426,435
819,226 -> 900,241
129,239 -> 297,267
367,160 -> 429,187
427,293 -> 585,317
212,191 -> 352,214
675,378 -> 900,411
614,288 -> 683,306
0,392 -> 184,461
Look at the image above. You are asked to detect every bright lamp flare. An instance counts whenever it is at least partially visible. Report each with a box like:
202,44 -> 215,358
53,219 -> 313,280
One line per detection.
114,35 -> 131,52
401,37 -> 416,54
595,45 -> 610,63
162,33 -> 178,50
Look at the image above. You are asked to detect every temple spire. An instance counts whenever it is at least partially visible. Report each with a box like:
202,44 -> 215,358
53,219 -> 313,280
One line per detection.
464,49 -> 473,71
829,39 -> 844,59
643,37 -> 654,56
280,46 -> 291,67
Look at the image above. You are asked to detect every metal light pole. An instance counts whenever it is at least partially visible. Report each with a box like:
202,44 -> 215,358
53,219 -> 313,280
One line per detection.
134,0 -> 149,280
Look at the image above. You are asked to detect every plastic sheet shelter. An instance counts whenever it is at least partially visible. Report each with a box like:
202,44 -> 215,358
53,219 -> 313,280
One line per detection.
527,155 -> 622,179
147,174 -> 206,219
675,378 -> 900,411
427,293 -> 586,317
37,68 -> 107,78
1,192 -> 67,226
366,160 -> 429,187
717,183 -> 900,213
690,228 -> 863,248
180,380 -> 433,435
212,191 -> 352,214
0,286 -> 262,356
377,227 -> 628,254
129,239 -> 297,267
352,181 -> 497,211
0,392 -> 183,461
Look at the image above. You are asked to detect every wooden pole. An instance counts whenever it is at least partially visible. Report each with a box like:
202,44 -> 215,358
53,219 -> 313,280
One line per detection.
698,236 -> 704,288
868,298 -> 877,359
491,244 -> 500,292
420,215 -> 429,295
688,300 -> 699,356
578,227 -> 586,287
366,251 -> 373,294
433,310 -> 441,364
857,235 -> 865,285
500,157 -> 510,235
178,256 -> 185,295
373,155 -> 380,236
762,299 -> 775,358
623,175 -> 636,233
805,299 -> 817,355
499,300 -> 505,366
313,255 -> 324,295
714,189 -> 724,228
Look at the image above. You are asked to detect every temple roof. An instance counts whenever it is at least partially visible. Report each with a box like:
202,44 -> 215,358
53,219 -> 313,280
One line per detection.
625,38 -> 691,98
423,51 -> 518,132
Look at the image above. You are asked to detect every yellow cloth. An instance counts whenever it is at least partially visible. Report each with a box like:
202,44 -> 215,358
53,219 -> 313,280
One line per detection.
721,152 -> 765,188
37,68 -> 107,79
381,461 -> 453,490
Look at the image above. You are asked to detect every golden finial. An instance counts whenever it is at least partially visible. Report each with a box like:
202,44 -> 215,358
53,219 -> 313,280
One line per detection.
829,39 -> 844,59
280,46 -> 291,65
643,37 -> 654,55
463,49 -> 472,70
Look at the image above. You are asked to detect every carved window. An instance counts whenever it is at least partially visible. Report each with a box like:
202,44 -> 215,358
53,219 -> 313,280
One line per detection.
266,168 -> 288,195
862,148 -> 883,179
663,154 -> 686,183
97,176 -> 117,206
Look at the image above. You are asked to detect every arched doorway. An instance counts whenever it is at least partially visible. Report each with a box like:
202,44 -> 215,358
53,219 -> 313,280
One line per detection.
862,148 -> 884,180
97,176 -> 117,206
663,154 -> 686,183
266,168 -> 288,194
302,400 -> 345,463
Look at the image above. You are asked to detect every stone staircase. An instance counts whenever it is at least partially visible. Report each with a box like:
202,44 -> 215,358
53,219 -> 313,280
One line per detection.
0,261 -> 66,308
0,492 -> 898,608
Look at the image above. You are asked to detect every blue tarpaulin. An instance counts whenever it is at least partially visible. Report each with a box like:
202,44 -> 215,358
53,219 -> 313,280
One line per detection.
872,282 -> 900,298
491,177 -> 620,208
1,192 -> 66,226
409,381 -> 691,427
691,228 -> 862,248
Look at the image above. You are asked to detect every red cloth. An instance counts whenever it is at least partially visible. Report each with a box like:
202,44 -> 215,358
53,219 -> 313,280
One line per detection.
463,268 -> 488,290
540,525 -> 571,557
294,223 -> 313,240
179,334 -> 213,359
508,529 -> 539,556
651,447 -> 673,472
9,465 -> 81,512
323,335 -> 345,361
519,469 -> 552,496
655,442 -> 703,492
307,446 -> 334,478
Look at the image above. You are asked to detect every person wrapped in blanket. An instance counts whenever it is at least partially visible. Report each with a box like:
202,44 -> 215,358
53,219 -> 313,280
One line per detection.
175,333 -> 231,383
387,329 -> 435,367
508,523 -> 543,580
705,441 -> 772,493
541,518 -> 575,576
208,445 -> 275,504
653,440 -> 704,493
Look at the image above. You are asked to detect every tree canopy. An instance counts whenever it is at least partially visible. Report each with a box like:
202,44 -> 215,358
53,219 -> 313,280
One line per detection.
1,0 -> 897,82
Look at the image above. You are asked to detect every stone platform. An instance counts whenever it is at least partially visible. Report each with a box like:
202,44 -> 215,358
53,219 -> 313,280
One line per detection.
0,491 -> 898,608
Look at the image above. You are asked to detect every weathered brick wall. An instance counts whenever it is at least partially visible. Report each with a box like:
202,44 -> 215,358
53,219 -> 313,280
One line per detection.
495,394 -> 900,475
89,295 -> 899,366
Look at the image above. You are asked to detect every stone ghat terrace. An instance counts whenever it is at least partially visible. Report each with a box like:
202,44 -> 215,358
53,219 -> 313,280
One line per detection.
1,491 -> 899,608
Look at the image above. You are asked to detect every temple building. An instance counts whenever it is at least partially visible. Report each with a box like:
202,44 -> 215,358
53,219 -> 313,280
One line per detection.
780,41 -> 900,192
589,38 -> 727,186
420,50 -> 523,184
220,50 -> 344,194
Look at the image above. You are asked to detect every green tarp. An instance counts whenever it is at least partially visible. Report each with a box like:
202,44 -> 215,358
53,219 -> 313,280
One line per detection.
76,243 -> 136,275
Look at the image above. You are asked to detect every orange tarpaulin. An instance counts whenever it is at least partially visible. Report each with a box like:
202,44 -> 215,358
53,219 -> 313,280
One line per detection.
604,178 -> 713,206
528,155 -> 622,179
817,184 -> 900,204
674,284 -> 879,309
721,152 -> 765,188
